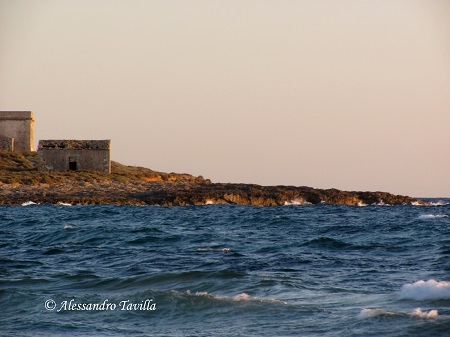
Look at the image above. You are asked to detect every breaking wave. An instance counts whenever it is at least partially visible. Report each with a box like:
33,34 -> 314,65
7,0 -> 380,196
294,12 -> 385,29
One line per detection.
358,308 -> 439,319
21,201 -> 38,206
284,199 -> 311,206
399,280 -> 450,300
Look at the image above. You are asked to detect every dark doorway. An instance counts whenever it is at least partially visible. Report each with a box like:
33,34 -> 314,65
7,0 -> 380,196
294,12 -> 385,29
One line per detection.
69,157 -> 77,171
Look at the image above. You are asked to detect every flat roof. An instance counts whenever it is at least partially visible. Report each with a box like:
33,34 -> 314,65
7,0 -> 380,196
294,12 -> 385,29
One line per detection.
38,140 -> 110,150
0,111 -> 34,121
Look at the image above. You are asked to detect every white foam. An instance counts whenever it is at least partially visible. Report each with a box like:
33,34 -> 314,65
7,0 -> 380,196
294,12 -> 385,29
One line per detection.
430,200 -> 450,206
410,308 -> 439,318
21,201 -> 38,206
284,198 -> 310,206
197,247 -> 231,253
233,293 -> 251,300
357,308 -> 398,319
375,199 -> 391,206
357,201 -> 368,207
58,202 -> 72,206
196,291 -> 287,304
412,200 -> 450,206
178,290 -> 287,304
417,214 -> 448,219
64,225 -> 73,229
358,308 -> 439,319
399,279 -> 450,300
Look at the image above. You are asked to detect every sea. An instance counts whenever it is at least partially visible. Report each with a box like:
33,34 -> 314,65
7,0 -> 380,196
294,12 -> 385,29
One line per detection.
1,199 -> 450,337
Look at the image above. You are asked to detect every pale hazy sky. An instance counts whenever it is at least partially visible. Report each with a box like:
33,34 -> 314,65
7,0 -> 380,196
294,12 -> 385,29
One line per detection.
1,0 -> 449,197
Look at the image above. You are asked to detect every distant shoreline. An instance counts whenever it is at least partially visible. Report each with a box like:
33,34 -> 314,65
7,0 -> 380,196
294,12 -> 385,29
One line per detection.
0,151 -> 428,206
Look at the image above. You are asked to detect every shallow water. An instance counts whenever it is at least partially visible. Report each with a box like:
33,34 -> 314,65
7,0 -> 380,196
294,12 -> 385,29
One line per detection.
1,200 -> 450,336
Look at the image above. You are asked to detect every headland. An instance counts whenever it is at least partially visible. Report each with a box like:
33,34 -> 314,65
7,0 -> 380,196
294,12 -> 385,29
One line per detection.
0,152 -> 427,206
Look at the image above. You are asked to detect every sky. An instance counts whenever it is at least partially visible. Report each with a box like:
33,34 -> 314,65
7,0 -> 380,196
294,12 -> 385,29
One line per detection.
1,0 -> 449,197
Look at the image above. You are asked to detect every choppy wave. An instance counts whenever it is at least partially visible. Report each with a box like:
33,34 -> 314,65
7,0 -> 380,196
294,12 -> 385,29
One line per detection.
3,203 -> 450,336
302,237 -> 364,250
399,280 -> 450,300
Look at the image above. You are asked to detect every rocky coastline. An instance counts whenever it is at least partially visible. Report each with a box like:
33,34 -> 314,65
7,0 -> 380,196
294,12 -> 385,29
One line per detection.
0,152 -> 427,206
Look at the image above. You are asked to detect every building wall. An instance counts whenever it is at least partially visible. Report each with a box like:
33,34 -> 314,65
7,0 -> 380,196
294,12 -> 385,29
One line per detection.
38,140 -> 111,173
0,111 -> 34,152
38,149 -> 111,173
0,135 -> 14,152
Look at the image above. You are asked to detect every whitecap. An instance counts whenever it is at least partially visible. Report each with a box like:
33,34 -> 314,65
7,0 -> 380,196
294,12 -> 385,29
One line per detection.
417,214 -> 448,220
430,200 -> 450,206
410,308 -> 439,318
375,199 -> 391,206
197,247 -> 231,253
192,291 -> 287,305
357,308 -> 399,319
284,198 -> 309,206
64,225 -> 73,229
399,279 -> 450,300
21,201 -> 38,206
358,308 -> 439,319
58,202 -> 72,206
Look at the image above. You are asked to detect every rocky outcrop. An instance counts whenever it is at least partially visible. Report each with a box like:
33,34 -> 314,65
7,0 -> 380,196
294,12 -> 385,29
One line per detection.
133,183 -> 424,206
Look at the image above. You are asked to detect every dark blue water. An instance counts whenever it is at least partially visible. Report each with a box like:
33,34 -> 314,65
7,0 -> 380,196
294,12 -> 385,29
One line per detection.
1,200 -> 450,336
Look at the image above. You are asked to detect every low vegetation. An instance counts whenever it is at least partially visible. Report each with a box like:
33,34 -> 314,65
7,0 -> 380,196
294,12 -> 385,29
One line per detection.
0,151 -> 208,185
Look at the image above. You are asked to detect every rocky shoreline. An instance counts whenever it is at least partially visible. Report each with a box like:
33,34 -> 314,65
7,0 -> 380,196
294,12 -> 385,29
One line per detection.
0,152 -> 427,206
0,180 -> 426,207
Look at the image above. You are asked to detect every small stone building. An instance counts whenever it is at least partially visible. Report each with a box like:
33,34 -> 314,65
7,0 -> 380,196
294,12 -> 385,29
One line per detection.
0,111 -> 34,152
38,140 -> 111,173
